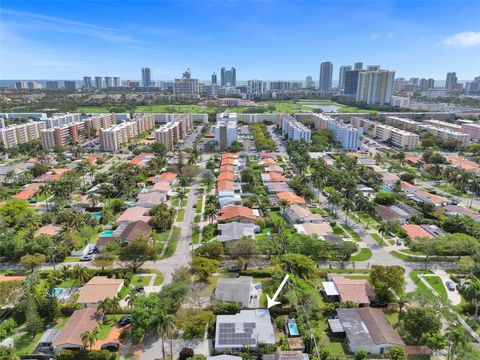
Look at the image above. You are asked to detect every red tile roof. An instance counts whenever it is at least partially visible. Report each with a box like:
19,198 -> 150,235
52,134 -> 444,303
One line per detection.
157,172 -> 177,183
53,308 -> 101,348
262,158 -> 277,166
220,165 -> 235,173
221,153 -> 239,159
268,172 -> 288,182
277,192 -> 306,204
221,158 -> 234,166
402,224 -> 434,240
217,180 -> 234,191
152,182 -> 170,192
12,188 -> 37,200
218,172 -> 234,182
217,206 -> 257,222
331,275 -> 374,304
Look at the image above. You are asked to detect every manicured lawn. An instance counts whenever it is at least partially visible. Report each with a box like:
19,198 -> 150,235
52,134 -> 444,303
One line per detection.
344,275 -> 370,280
202,224 -> 217,242
63,256 -> 79,262
97,314 -> 125,340
385,311 -> 400,327
54,316 -> 70,329
58,279 -> 76,288
177,209 -> 186,222
371,233 -> 385,246
409,270 -> 433,293
14,332 -> 43,355
343,224 -> 361,242
192,226 -> 200,244
131,275 -> 152,287
194,214 -> 201,223
162,227 -> 181,258
424,276 -> 448,299
195,197 -> 203,213
349,248 -> 372,261
332,224 -> 347,237
152,271 -> 164,286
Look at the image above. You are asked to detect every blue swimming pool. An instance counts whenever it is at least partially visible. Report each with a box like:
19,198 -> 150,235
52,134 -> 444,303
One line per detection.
91,212 -> 102,221
380,185 -> 392,193
53,288 -> 61,296
100,230 -> 114,237
287,320 -> 300,337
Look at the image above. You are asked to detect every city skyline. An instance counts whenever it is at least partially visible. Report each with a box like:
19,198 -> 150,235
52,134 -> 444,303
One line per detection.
1,0 -> 479,80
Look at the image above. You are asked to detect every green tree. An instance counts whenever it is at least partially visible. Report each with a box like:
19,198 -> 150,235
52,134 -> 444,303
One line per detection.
422,331 -> 447,351
402,307 -> 441,344
80,327 -> 99,350
71,264 -> 91,285
20,253 -> 46,272
354,349 -> 368,360
277,253 -> 316,280
385,345 -> 407,360
226,237 -> 258,270
369,265 -> 405,302
194,241 -> 224,259
447,326 -> 469,360
462,276 -> 480,321
190,257 -> 219,280
25,295 -> 43,339
119,236 -> 156,272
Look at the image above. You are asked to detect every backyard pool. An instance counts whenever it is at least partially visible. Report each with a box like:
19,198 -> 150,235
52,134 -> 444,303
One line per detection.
91,212 -> 102,221
287,320 -> 300,337
53,288 -> 62,296
100,230 -> 114,237
380,185 -> 392,193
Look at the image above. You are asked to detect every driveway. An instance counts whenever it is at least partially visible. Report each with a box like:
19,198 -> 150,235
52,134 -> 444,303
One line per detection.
138,337 -> 211,360
93,324 -> 124,350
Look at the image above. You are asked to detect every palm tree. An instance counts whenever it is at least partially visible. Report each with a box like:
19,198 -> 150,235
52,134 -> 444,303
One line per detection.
341,198 -> 355,226
110,296 -> 120,316
37,184 -> 52,211
81,327 -> 99,350
363,201 -> 376,229
378,221 -> 389,242
279,199 -> 289,214
166,318 -> 177,360
462,276 -> 480,322
71,264 -> 90,285
205,206 -> 217,223
125,287 -> 138,308
97,298 -> 113,320
179,174 -> 189,189
327,189 -> 342,214
447,326 -> 468,360
152,311 -> 176,359
393,296 -> 409,324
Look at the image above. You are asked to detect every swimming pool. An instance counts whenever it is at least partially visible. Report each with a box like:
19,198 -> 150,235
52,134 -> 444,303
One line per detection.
380,185 -> 392,193
100,230 -> 114,237
287,320 -> 300,337
91,212 -> 102,221
53,288 -> 61,296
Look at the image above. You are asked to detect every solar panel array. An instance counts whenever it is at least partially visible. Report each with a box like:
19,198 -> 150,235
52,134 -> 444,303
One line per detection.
217,322 -> 257,346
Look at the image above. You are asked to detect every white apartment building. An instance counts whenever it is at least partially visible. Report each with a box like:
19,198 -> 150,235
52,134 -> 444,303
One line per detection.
99,121 -> 139,152
0,113 -> 48,121
43,113 -> 81,129
390,96 -> 410,107
173,78 -> 200,98
423,119 -> 462,132
84,113 -> 116,136
356,70 -> 395,105
327,121 -> 363,150
153,113 -> 207,125
0,122 -> 45,148
40,121 -> 88,150
237,113 -> 287,124
419,125 -> 471,148
385,116 -> 419,131
375,124 -> 419,150
214,113 -> 238,151
281,116 -> 311,142
312,113 -> 334,129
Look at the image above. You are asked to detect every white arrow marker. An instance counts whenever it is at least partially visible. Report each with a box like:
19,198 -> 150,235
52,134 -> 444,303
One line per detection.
266,274 -> 289,309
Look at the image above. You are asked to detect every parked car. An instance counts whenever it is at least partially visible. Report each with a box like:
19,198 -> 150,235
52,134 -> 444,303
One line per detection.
101,342 -> 119,352
446,281 -> 456,291
79,255 -> 93,262
396,238 -> 402,246
118,316 -> 131,327
193,204 -> 197,208
134,286 -> 145,293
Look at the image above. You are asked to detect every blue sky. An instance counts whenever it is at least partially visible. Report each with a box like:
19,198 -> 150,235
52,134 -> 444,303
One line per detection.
0,0 -> 479,81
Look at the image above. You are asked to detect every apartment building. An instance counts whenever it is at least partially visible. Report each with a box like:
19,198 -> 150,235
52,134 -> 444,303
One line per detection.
237,113 -> 287,124
41,121 -> 88,150
312,113 -> 334,129
43,113 -> 81,129
0,113 -> 48,121
131,114 -> 155,134
350,117 -> 419,150
99,121 -> 138,152
327,121 -> 363,150
419,125 -> 471,148
376,125 -> 419,149
423,119 -> 462,132
153,113 -> 206,125
155,122 -> 180,151
281,116 -> 311,142
214,113 -> 238,151
385,116 -> 419,132
84,114 -> 116,136
0,121 -> 45,148
460,123 -> 480,140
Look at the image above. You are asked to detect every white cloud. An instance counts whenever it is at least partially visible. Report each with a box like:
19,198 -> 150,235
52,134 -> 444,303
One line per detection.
0,8 -> 134,43
370,33 -> 380,40
441,31 -> 480,48
387,32 -> 395,39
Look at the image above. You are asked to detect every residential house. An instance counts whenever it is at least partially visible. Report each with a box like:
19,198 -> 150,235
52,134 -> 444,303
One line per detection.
261,172 -> 288,183
376,205 -> 410,225
214,276 -> 253,307
330,307 -> 404,354
322,276 -> 374,306
265,182 -> 292,193
276,192 -> 306,205
52,308 -> 101,352
116,206 -> 151,224
401,224 -> 442,241
443,205 -> 480,222
285,205 -> 323,224
217,222 -> 256,243
215,310 -> 275,351
294,223 -> 333,237
76,276 -> 124,307
136,191 -> 167,208
217,206 -> 258,223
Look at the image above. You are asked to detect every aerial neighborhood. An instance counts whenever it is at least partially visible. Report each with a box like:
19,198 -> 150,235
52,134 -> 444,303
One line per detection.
1,64 -> 480,360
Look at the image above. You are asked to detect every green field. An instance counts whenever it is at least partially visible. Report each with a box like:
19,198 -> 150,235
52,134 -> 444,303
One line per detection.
76,100 -> 369,115
424,275 -> 448,299
350,248 -> 372,261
